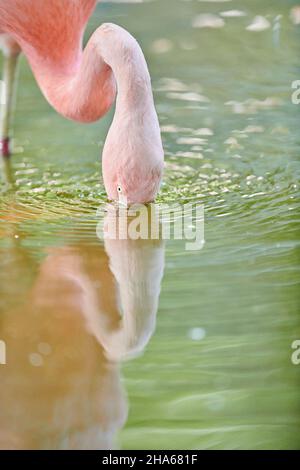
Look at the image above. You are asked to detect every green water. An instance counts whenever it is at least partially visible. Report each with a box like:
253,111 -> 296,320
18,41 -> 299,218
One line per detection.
0,0 -> 300,450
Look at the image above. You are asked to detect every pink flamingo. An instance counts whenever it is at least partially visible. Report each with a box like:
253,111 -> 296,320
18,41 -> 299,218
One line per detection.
0,0 -> 164,203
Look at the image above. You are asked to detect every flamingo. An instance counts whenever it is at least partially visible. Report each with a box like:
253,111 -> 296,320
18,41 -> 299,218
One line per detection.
0,0 -> 164,203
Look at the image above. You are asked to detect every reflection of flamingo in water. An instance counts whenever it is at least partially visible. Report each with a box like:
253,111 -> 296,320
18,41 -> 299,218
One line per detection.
0,0 -> 164,203
0,209 -> 165,449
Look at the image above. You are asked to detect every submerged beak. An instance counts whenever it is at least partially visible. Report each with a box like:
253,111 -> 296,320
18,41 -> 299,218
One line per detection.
118,194 -> 128,207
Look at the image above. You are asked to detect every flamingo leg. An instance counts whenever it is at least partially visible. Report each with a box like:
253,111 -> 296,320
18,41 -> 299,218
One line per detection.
0,51 -> 19,157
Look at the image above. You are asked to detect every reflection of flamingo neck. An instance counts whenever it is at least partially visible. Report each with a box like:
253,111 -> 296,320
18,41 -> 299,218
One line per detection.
104,239 -> 165,361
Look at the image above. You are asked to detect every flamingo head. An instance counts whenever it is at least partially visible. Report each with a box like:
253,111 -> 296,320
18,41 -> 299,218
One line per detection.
103,158 -> 163,205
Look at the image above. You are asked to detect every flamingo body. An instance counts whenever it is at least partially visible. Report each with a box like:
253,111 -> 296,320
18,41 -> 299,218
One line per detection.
0,0 -> 164,203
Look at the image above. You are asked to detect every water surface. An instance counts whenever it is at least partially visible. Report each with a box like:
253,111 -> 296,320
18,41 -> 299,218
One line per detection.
0,0 -> 299,450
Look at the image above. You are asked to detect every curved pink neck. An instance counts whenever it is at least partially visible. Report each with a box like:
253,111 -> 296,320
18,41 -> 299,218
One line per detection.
24,24 -> 154,124
1,0 -> 117,123
25,36 -> 117,123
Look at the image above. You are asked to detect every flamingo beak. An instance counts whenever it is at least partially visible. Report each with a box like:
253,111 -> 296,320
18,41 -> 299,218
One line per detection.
118,194 -> 128,207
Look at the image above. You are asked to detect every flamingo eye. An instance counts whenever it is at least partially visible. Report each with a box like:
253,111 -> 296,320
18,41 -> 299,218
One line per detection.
117,185 -> 122,194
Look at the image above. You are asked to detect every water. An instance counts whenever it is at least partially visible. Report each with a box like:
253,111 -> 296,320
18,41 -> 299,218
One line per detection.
0,0 -> 300,449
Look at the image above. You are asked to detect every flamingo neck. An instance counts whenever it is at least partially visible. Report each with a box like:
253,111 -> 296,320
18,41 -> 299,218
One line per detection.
25,34 -> 117,123
95,24 -> 156,117
113,54 -> 153,114
21,23 -> 155,124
